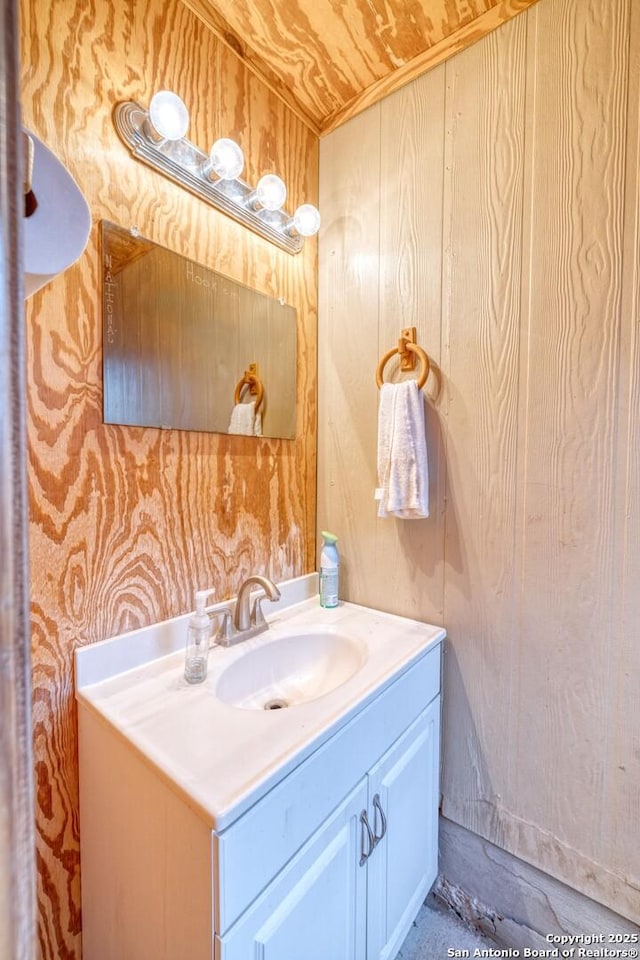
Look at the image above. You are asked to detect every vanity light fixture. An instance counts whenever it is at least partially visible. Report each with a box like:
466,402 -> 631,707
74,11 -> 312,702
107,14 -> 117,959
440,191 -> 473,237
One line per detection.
288,203 -> 322,238
205,138 -> 245,182
147,90 -> 190,141
113,91 -> 320,254
253,174 -> 287,212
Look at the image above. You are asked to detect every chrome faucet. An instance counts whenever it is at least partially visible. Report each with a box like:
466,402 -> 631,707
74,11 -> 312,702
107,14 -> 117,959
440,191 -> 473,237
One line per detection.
215,575 -> 281,646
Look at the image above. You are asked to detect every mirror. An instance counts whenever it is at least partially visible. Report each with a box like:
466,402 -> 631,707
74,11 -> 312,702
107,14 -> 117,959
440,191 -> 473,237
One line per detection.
101,221 -> 297,439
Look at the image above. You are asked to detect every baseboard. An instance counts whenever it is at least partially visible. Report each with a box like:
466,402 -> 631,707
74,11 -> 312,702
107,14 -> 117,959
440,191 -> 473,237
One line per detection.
436,817 -> 640,948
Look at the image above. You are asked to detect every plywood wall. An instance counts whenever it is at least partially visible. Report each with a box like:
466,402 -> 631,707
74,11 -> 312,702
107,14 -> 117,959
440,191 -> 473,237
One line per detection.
319,0 -> 640,923
20,0 -> 318,955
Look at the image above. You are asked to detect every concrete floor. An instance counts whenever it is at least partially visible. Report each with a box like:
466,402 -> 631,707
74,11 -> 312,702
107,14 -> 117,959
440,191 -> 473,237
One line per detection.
395,892 -> 494,960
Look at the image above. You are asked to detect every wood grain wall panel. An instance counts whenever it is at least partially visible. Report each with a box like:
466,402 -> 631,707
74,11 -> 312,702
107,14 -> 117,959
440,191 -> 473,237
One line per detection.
607,0 -> 640,906
439,12 -> 527,837
20,1 -> 318,956
318,67 -> 446,620
319,0 -> 640,924
318,108 -> 382,600
374,66 -> 446,623
510,0 -> 635,917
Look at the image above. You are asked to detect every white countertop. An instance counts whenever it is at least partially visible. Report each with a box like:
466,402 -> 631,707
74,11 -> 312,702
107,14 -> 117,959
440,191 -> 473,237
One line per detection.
76,577 -> 445,831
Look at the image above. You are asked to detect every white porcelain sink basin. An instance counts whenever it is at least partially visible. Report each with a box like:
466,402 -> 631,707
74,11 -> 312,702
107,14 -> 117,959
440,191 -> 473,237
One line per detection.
215,627 -> 367,710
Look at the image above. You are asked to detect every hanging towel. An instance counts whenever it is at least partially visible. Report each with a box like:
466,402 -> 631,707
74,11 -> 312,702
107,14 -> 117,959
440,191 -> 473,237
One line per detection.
228,400 -> 262,436
376,380 -> 429,519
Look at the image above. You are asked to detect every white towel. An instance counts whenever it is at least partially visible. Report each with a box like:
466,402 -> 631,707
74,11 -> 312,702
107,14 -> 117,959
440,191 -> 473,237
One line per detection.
376,380 -> 429,519
228,401 -> 262,436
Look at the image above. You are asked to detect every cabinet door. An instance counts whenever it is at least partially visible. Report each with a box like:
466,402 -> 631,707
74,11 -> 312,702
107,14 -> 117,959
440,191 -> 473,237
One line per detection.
216,779 -> 368,960
365,697 -> 440,960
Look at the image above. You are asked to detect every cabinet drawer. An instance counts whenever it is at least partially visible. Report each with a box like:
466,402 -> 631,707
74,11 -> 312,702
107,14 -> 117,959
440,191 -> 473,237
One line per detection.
214,642 -> 440,934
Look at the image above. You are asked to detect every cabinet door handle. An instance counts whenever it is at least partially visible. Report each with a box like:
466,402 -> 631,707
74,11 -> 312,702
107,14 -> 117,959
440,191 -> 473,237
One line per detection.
359,809 -> 375,866
372,793 -> 387,846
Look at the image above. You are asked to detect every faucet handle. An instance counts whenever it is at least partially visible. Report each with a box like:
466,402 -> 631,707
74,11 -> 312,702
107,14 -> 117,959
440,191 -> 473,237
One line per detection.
213,606 -> 234,645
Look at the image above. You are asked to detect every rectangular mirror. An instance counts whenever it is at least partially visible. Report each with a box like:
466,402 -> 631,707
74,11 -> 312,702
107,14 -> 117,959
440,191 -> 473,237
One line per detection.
102,221 -> 297,439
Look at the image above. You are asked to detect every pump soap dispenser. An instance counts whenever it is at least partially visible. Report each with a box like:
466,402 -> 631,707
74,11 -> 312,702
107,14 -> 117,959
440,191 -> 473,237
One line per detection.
184,588 -> 215,684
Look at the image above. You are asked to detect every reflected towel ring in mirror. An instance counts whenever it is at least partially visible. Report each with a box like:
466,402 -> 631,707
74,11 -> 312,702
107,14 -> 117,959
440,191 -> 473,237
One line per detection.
376,329 -> 430,390
234,366 -> 264,413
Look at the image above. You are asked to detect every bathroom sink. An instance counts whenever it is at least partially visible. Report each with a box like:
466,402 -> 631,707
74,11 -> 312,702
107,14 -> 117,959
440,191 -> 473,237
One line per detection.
215,627 -> 367,711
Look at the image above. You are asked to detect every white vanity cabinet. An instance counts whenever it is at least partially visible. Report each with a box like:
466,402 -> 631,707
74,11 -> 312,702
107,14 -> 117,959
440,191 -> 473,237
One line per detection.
217,698 -> 440,960
76,589 -> 444,960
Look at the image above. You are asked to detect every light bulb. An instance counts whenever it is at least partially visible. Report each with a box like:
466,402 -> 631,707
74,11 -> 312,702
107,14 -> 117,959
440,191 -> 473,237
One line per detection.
292,204 -> 321,237
208,138 -> 244,180
256,174 -> 287,212
148,90 -> 189,141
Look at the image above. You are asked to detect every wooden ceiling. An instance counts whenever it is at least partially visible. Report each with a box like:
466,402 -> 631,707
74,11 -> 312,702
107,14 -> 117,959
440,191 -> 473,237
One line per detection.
181,0 -> 538,136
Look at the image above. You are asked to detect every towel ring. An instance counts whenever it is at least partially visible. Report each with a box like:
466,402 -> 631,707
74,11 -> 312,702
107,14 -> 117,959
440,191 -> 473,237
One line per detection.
234,374 -> 264,412
376,342 -> 430,390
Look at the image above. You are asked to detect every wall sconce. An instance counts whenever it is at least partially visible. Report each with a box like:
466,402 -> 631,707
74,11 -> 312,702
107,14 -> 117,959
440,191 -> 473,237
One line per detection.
113,91 -> 321,255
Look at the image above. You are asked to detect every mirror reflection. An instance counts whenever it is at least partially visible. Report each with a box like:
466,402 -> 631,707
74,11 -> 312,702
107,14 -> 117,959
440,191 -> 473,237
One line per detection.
102,221 -> 297,439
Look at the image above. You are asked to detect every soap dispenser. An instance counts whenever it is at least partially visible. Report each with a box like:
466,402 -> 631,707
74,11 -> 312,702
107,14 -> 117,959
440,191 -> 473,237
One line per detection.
319,531 -> 340,608
184,588 -> 214,684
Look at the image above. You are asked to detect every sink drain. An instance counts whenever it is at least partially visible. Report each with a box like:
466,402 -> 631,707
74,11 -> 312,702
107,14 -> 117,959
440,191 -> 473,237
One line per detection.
264,698 -> 288,711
